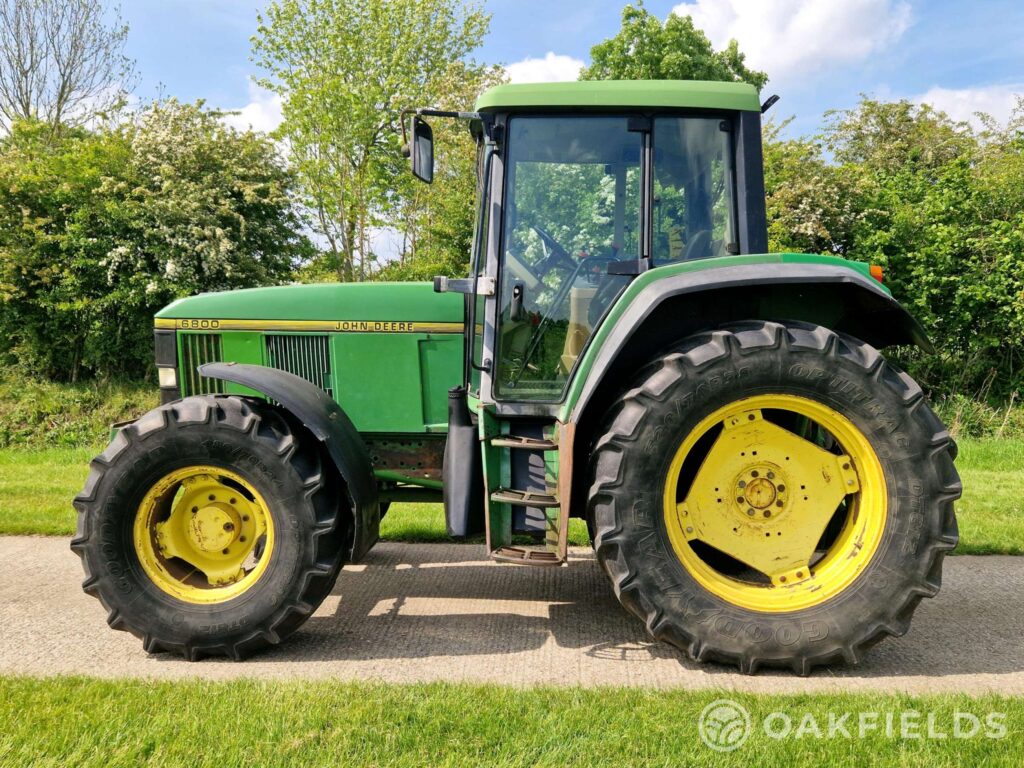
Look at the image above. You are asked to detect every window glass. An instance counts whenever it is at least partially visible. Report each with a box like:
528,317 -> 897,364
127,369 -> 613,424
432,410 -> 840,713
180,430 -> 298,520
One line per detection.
652,117 -> 737,263
494,117 -> 637,400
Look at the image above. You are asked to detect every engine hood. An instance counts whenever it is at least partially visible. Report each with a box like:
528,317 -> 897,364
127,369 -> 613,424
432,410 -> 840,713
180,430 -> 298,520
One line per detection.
155,281 -> 464,328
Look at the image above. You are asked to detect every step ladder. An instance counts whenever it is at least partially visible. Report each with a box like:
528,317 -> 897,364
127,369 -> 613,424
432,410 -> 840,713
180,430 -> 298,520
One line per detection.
482,421 -> 574,567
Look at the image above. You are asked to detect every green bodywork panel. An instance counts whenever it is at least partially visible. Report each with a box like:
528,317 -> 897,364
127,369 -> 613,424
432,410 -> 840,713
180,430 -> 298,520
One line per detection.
157,281 -> 463,324
475,80 -> 761,113
160,282 -> 465,438
556,252 -> 884,421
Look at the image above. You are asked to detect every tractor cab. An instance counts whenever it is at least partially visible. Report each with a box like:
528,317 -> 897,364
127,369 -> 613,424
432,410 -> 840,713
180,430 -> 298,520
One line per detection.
413,81 -> 767,407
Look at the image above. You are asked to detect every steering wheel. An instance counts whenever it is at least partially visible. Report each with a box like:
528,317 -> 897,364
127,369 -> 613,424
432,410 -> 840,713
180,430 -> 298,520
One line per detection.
530,225 -> 578,277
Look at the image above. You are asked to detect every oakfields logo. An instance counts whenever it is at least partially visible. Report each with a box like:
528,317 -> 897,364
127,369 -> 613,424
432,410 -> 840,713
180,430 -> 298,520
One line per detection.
699,700 -> 751,752
699,699 -> 1007,751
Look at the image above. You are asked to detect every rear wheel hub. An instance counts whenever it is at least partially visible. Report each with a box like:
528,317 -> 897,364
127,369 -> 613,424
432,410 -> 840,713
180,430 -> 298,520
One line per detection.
667,394 -> 884,610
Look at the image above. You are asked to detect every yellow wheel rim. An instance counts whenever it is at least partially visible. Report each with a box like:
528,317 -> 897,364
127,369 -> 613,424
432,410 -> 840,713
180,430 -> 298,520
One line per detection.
663,394 -> 887,613
133,465 -> 275,604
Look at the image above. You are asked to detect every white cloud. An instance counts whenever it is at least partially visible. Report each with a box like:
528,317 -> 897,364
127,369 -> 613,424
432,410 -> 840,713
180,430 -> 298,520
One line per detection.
505,52 -> 585,84
221,80 -> 284,134
671,0 -> 912,83
913,83 -> 1023,129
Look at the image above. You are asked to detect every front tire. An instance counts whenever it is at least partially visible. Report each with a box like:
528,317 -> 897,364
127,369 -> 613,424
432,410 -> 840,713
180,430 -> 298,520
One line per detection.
71,395 -> 348,660
588,321 -> 960,674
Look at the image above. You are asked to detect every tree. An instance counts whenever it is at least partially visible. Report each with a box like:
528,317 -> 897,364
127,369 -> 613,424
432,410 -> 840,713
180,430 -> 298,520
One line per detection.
580,2 -> 767,88
0,0 -> 135,129
252,0 -> 490,282
0,101 -> 309,380
764,96 -> 1024,401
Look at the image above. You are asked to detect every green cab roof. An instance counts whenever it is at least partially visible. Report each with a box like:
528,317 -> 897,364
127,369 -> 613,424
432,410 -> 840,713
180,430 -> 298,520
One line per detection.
475,80 -> 761,113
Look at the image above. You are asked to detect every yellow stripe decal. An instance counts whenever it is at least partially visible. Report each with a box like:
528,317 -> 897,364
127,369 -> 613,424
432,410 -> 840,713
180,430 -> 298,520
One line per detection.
155,318 -> 465,333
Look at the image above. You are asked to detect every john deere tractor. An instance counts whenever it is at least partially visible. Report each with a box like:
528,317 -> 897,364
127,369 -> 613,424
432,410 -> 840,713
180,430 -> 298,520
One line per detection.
72,80 -> 960,674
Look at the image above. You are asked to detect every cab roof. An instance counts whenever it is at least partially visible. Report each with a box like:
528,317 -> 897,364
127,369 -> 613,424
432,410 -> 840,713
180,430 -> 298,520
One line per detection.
475,80 -> 761,113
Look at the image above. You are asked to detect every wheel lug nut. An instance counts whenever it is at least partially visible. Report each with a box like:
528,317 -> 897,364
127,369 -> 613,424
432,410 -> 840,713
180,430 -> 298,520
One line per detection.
223,522 -> 234,532
242,515 -> 250,522
222,548 -> 229,555
751,470 -> 759,478
763,511 -> 771,518
767,471 -> 775,479
738,480 -> 746,488
776,500 -> 783,508
777,485 -> 785,492
747,508 -> 755,516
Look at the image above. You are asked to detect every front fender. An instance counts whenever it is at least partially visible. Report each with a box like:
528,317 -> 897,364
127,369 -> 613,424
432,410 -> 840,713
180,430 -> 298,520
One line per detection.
199,362 -> 379,561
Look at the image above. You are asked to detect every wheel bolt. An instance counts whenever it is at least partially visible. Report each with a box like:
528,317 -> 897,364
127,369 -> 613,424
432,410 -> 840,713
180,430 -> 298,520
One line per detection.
222,548 -> 229,555
242,515 -> 250,522
767,471 -> 775,479
738,480 -> 746,488
777,485 -> 785,492
223,522 -> 234,532
776,500 -> 783,508
763,511 -> 771,518
751,470 -> 759,478
747,508 -> 755,516
779,576 -> 787,583
239,535 -> 246,542
736,496 -> 744,503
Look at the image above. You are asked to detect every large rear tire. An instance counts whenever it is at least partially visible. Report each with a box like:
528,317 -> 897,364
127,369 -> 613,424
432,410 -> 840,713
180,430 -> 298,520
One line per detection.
72,395 -> 348,660
588,321 -> 960,674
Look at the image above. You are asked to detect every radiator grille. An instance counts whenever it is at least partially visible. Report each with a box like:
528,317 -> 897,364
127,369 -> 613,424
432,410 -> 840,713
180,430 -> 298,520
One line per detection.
266,334 -> 332,397
179,333 -> 224,396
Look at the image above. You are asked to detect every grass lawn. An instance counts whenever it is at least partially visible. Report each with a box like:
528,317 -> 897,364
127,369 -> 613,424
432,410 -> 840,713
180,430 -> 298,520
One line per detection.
0,440 -> 1019,554
0,677 -> 1019,767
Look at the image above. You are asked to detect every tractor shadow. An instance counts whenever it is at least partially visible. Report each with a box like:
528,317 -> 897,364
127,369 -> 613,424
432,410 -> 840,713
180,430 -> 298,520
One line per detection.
251,544 -> 1024,680
262,542 -> 683,665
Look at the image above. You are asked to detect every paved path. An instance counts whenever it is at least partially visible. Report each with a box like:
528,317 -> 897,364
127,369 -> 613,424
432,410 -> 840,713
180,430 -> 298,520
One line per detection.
2,537 -> 1022,694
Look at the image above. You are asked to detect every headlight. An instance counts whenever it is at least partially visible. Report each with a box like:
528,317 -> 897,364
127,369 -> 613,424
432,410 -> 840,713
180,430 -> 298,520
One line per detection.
158,367 -> 178,388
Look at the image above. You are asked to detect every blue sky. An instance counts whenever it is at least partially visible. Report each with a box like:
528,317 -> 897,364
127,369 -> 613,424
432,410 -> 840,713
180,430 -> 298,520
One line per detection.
122,0 -> 1023,137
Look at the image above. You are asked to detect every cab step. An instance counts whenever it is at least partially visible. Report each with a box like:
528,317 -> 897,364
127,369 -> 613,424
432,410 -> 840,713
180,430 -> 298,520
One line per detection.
492,546 -> 564,566
490,488 -> 560,508
488,435 -> 557,451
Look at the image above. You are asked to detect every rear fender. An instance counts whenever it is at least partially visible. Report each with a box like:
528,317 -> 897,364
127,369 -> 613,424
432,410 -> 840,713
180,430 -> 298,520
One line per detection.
199,362 -> 379,562
564,258 -> 931,425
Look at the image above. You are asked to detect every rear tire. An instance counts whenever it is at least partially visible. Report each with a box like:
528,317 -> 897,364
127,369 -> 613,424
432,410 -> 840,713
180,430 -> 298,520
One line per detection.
588,321 -> 960,674
71,395 -> 348,660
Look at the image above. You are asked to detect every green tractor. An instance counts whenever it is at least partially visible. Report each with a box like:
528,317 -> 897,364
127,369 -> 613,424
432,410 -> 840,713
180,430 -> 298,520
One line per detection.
72,80 -> 960,674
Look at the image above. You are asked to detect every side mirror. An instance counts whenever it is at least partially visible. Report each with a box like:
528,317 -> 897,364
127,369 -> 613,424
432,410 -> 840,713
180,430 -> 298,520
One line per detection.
411,117 -> 434,184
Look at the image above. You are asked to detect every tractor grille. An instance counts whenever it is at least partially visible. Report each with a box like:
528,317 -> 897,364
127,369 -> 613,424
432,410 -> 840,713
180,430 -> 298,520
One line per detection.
179,333 -> 225,396
265,334 -> 333,397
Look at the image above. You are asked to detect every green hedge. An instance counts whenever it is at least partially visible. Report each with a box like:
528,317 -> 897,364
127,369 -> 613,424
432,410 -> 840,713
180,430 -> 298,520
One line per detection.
0,373 -> 156,448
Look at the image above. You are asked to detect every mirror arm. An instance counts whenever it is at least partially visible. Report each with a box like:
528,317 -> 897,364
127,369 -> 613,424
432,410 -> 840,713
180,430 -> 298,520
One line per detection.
400,107 -> 483,150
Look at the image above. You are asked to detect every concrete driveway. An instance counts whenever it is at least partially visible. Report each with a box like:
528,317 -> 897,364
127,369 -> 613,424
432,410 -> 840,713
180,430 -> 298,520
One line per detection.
1,536 -> 1022,694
